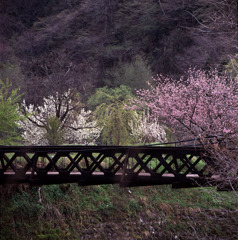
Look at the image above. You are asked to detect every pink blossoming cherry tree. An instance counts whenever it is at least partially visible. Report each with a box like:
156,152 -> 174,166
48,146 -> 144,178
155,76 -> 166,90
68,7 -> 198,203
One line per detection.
133,69 -> 238,141
133,69 -> 238,189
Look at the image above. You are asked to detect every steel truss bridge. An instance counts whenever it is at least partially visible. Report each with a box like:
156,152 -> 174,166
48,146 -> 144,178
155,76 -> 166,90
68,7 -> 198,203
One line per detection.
0,145 -> 218,188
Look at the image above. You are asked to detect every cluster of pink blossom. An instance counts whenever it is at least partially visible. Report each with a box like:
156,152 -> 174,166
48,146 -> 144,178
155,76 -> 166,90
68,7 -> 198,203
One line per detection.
133,69 -> 238,140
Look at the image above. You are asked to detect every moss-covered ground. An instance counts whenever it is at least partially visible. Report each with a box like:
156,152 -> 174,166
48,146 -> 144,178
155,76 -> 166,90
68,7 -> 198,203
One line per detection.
0,184 -> 238,239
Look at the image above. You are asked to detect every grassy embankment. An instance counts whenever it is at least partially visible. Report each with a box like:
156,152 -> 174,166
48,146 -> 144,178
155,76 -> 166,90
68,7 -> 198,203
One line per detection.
0,183 -> 238,240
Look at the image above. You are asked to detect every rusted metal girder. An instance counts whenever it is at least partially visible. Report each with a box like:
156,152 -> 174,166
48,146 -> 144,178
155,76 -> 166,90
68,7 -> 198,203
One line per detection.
0,145 -> 215,188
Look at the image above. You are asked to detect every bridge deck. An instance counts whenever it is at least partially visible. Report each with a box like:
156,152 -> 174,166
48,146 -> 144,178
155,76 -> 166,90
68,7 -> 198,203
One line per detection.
0,145 -> 217,187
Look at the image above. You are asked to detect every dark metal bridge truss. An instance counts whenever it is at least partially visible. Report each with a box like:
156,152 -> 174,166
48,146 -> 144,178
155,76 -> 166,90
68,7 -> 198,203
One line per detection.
0,145 -> 216,188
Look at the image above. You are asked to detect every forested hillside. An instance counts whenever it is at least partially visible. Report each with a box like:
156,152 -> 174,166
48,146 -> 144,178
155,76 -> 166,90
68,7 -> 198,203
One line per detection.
0,1 -> 238,239
0,0 -> 237,104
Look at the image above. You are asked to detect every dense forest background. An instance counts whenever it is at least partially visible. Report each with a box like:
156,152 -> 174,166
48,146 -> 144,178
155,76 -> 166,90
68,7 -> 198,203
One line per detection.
0,2 -> 238,239
0,0 -> 237,104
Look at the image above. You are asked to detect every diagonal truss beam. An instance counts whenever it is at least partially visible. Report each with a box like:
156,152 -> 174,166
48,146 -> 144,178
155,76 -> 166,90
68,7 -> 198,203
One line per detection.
0,145 -> 214,187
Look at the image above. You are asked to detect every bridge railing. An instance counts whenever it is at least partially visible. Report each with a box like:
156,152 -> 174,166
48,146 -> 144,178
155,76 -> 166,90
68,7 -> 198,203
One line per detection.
0,145 -> 213,186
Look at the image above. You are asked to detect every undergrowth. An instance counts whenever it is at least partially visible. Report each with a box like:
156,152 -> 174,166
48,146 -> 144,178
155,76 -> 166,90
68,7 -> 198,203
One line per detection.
0,184 -> 238,239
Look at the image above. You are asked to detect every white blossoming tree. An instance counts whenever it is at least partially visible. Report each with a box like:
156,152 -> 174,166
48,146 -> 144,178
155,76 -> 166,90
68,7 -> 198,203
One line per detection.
130,111 -> 167,144
64,109 -> 101,145
20,90 -> 101,145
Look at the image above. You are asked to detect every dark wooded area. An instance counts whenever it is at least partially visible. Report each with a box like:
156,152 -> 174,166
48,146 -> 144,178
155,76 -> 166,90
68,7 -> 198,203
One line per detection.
0,0 -> 237,103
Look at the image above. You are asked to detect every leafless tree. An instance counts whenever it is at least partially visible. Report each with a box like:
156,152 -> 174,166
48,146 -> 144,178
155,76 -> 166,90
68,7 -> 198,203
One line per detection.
203,137 -> 238,191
